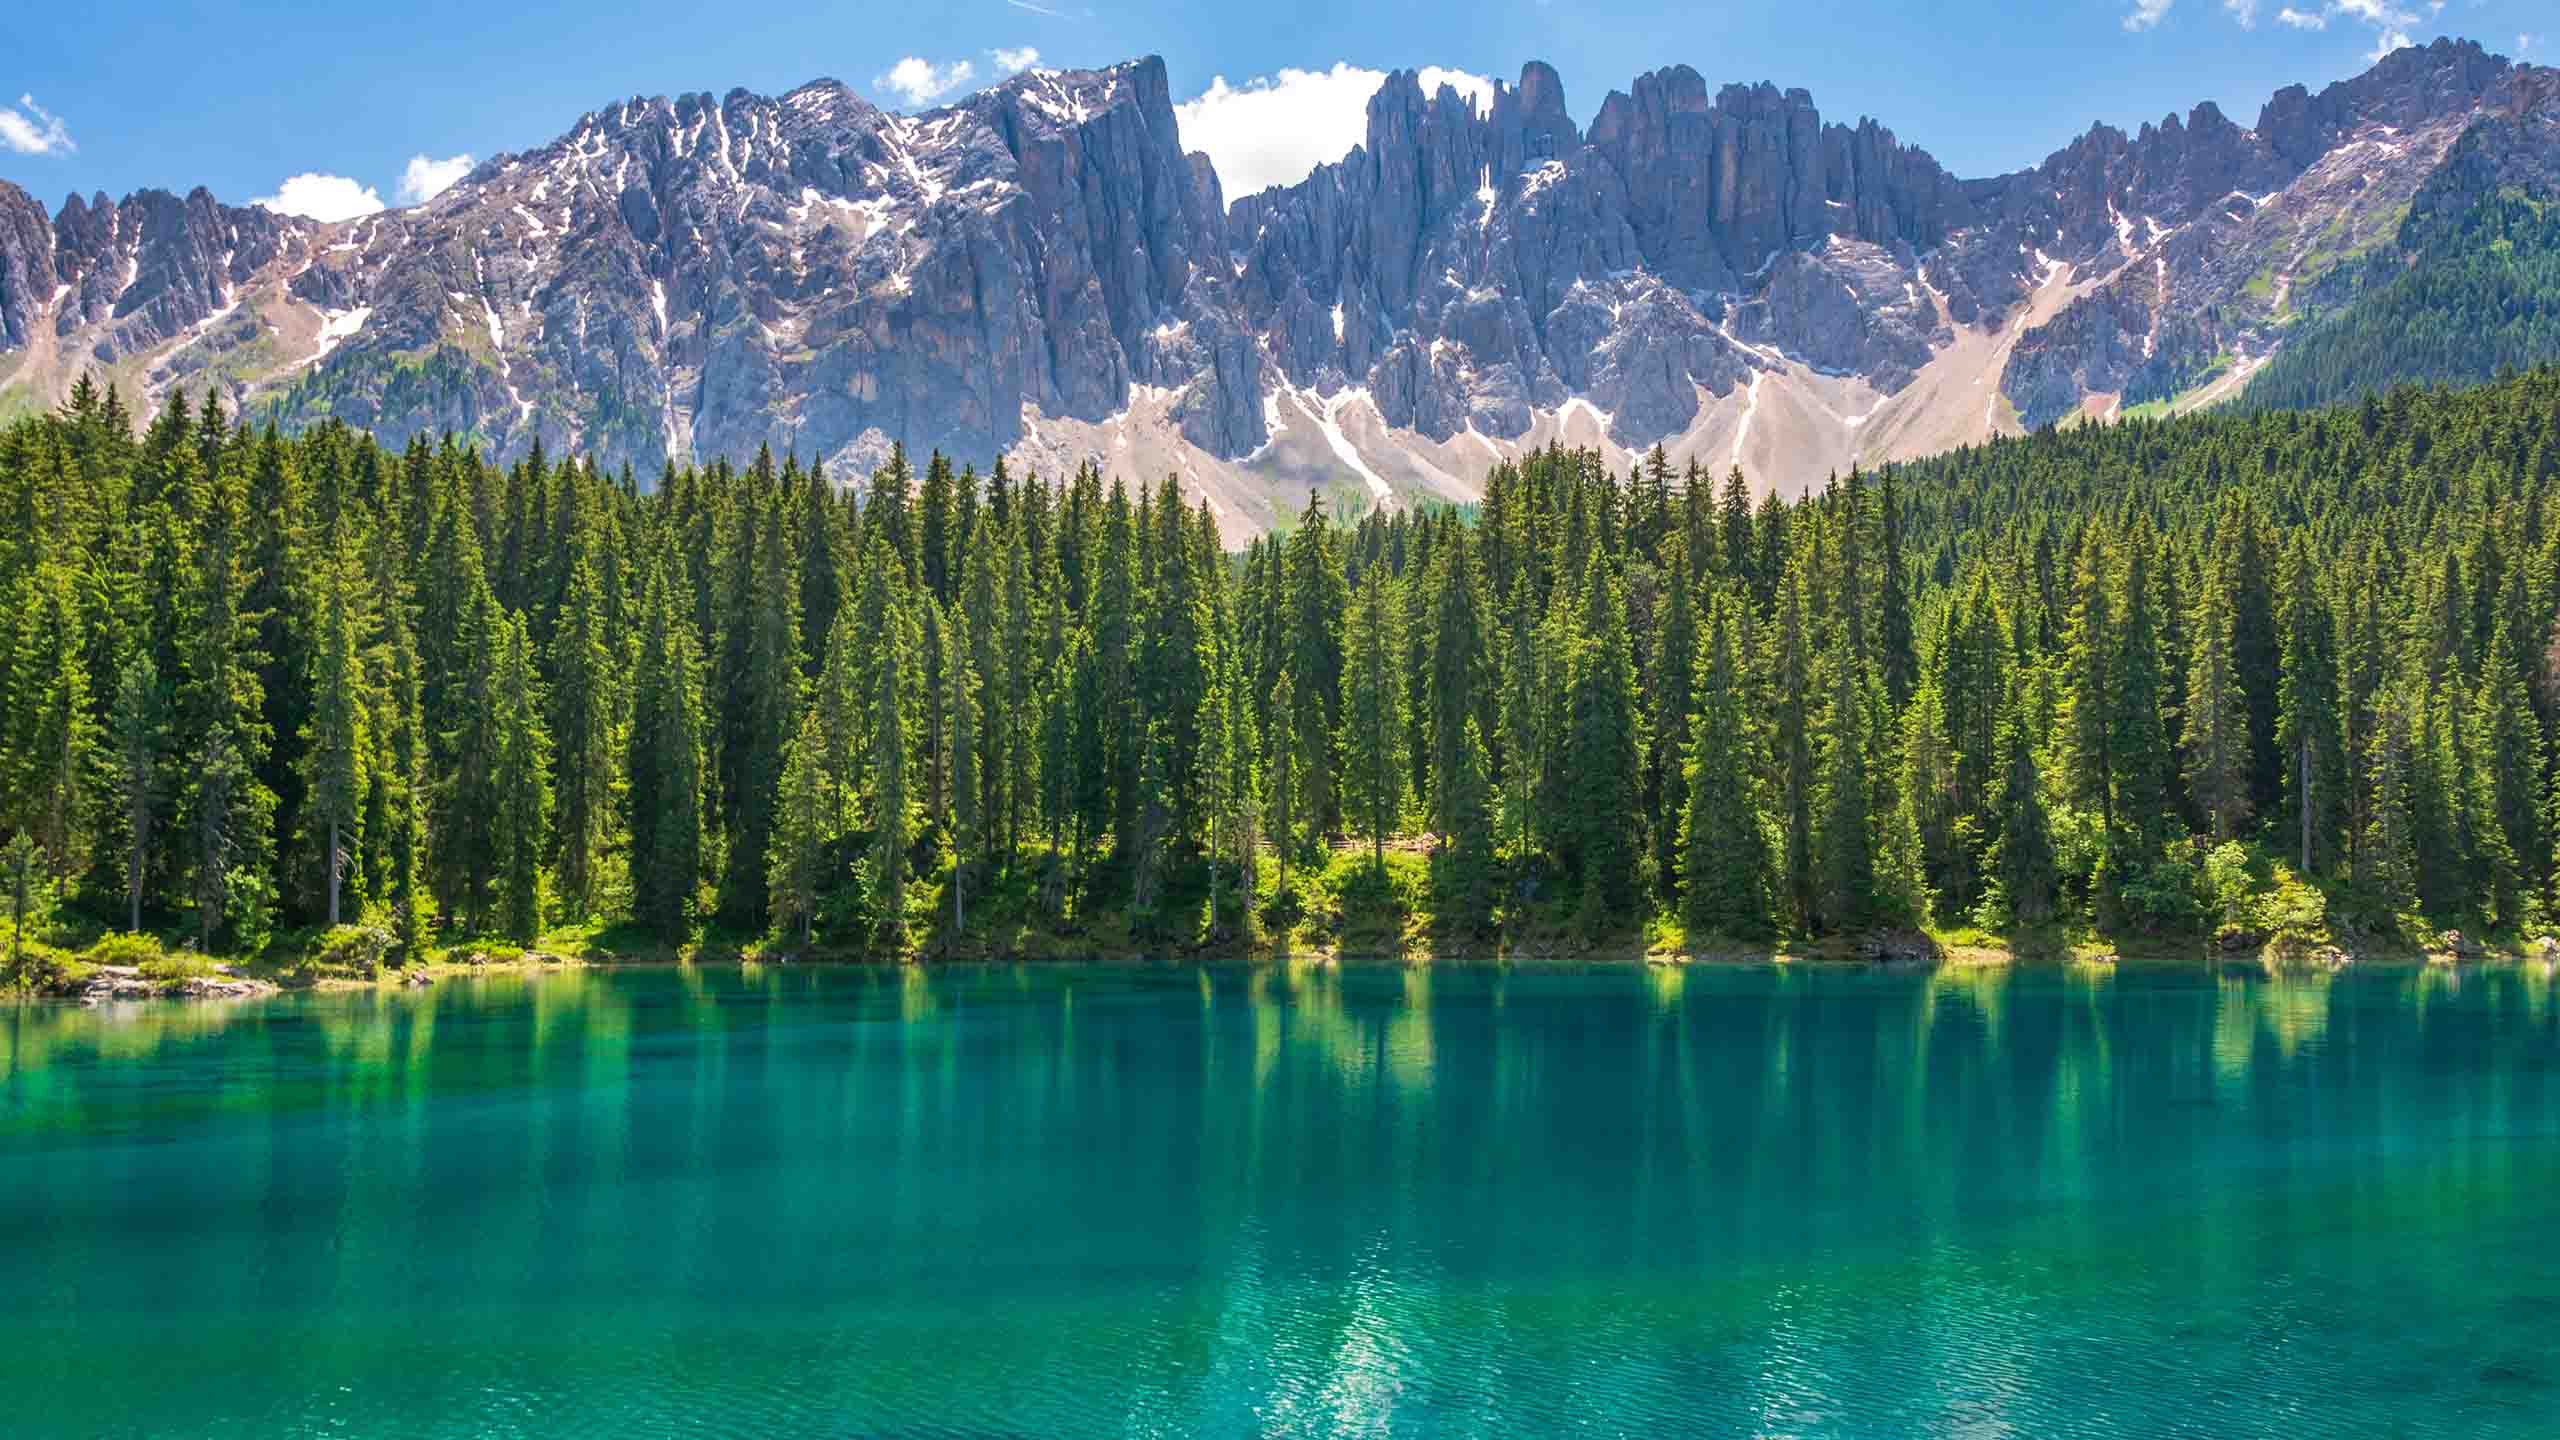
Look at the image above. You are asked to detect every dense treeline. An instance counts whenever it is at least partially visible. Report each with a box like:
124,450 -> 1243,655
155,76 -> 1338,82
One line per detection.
2242,187 -> 2560,413
6,367 -> 2560,967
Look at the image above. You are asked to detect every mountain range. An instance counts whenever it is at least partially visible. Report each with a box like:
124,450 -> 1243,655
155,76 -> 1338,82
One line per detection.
2,36 -> 2554,534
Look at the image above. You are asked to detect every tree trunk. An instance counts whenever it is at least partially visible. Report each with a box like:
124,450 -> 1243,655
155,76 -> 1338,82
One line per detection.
328,818 -> 343,928
10,850 -> 27,972
2298,739 -> 2312,875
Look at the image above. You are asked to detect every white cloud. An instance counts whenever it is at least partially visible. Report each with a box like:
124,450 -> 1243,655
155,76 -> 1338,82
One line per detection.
2225,0 -> 2258,27
1006,0 -> 1068,13
1175,63 -> 1495,199
2124,0 -> 2175,31
398,152 -> 473,205
2522,32 -> 2540,54
991,46 -> 1041,76
254,173 -> 387,223
875,56 -> 977,108
2258,1 -> 2425,57
0,94 -> 74,156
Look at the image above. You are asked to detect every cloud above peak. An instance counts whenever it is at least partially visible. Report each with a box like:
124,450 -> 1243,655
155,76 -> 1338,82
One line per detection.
255,173 -> 386,223
1175,63 -> 1494,200
399,152 -> 473,205
0,94 -> 74,156
876,56 -> 977,108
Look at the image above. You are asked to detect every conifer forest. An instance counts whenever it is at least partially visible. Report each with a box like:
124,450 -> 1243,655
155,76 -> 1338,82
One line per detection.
7,368 -> 2560,972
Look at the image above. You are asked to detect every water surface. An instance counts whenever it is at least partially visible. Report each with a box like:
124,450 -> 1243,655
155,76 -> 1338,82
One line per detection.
5,962 -> 2558,1437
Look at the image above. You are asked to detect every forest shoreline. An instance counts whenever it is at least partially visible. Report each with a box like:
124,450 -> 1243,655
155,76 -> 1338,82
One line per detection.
25,932 -> 2551,1003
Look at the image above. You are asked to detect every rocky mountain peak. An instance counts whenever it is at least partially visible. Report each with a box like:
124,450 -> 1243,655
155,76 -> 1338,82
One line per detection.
0,40 -> 2552,534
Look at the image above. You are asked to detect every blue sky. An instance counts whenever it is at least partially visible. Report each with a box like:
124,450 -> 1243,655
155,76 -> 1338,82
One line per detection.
1,0 -> 2546,219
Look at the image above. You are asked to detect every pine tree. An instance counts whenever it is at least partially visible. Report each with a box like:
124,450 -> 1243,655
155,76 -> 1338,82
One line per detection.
549,540 -> 620,919
1266,669 -> 1298,900
492,614 -> 551,944
867,549 -> 917,949
1284,492 -> 1346,841
1683,594 -> 1772,939
2358,678 -> 2422,921
7,562 -> 100,896
176,434 -> 278,951
2059,535 -> 2118,831
1772,575 -> 1817,932
2474,634 -> 2543,930
439,579 -> 508,934
297,534 -> 371,928
919,450 -> 957,604
961,517 -> 1008,870
1424,523 -> 1489,846
1340,562 -> 1407,871
2183,564 -> 2252,842
627,566 -> 705,940
104,650 -> 169,934
1893,669 -> 1957,926
946,634 -> 982,938
717,488 -> 804,927
2110,539 -> 2174,836
768,708 -> 831,947
1988,677 -> 2060,928
381,604 -> 431,960
2274,538 -> 2344,876
1199,633 -> 1242,940
1877,468 -> 1917,707
1565,553 -> 1644,922
1648,547 -> 1698,904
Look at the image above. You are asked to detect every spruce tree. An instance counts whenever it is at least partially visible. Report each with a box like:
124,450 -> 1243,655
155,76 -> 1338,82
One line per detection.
1683,595 -> 1772,939
1340,563 -> 1407,871
1648,548 -> 1698,904
2274,538 -> 2344,876
492,614 -> 551,944
1989,678 -> 2060,928
104,650 -> 168,935
768,708 -> 831,947
627,566 -> 706,940
297,535 -> 371,928
867,552 -> 916,949
550,541 -> 620,919
2183,565 -> 2252,842
7,562 -> 100,897
1565,554 -> 1644,922
946,636 -> 982,937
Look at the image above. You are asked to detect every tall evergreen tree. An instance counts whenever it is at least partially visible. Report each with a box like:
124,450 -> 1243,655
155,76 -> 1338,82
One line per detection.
2274,538 -> 2344,876
627,566 -> 705,939
2183,565 -> 2252,842
492,614 -> 551,944
1683,595 -> 1772,938
768,709 -> 831,946
1340,563 -> 1407,870
297,535 -> 371,927
1564,554 -> 1644,922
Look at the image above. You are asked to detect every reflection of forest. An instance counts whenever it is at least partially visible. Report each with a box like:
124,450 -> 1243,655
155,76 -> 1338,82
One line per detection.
4,962 -> 2559,1434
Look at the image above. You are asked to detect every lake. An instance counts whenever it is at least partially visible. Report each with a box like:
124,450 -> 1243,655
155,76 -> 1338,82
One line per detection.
4,961 -> 2559,1437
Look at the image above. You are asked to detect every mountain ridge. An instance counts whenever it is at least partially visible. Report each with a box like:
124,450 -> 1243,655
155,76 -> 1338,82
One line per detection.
0,37 -> 2550,531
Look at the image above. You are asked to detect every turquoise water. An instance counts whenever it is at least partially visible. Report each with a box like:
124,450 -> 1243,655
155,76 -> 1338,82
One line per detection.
5,962 -> 2560,1437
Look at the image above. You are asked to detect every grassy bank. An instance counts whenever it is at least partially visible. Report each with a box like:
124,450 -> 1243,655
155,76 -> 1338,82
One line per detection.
9,834 -> 2546,1001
